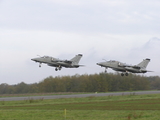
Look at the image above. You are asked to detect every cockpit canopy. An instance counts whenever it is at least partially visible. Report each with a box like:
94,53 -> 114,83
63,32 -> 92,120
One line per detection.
41,56 -> 51,58
110,60 -> 116,62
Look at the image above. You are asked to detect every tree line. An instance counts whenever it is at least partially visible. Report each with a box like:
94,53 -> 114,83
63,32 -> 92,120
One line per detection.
0,73 -> 160,94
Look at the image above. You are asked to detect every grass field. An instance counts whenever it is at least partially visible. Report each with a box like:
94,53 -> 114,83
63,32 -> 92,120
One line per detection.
0,93 -> 160,120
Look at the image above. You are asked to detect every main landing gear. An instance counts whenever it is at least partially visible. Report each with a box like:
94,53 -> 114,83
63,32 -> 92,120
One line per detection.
55,66 -> 62,71
39,63 -> 41,67
121,72 -> 129,76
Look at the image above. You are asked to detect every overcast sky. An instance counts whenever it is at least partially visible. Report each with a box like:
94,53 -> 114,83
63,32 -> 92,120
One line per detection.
1,0 -> 160,85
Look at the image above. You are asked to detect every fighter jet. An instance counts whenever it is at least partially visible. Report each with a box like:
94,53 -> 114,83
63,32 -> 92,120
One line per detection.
31,54 -> 83,71
97,58 -> 151,76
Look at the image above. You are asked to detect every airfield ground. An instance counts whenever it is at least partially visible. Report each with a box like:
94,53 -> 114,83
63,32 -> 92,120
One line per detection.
0,92 -> 160,120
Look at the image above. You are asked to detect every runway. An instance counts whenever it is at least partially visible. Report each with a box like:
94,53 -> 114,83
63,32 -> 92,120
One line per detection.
0,91 -> 159,101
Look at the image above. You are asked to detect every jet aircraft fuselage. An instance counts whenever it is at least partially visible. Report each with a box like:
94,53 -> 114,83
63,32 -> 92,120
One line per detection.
31,54 -> 83,71
97,58 -> 151,76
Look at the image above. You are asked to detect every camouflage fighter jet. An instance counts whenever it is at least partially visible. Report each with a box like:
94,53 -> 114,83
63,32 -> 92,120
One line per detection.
97,58 -> 152,76
31,54 -> 83,71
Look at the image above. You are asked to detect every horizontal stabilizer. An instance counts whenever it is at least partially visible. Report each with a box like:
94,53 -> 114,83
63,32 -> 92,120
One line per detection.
73,65 -> 85,67
146,70 -> 154,72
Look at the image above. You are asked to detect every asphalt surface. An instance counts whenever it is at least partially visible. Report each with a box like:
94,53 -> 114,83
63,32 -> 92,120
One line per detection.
0,91 -> 160,101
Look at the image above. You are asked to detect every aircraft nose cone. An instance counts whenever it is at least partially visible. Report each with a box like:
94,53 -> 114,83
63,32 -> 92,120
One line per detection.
97,63 -> 101,66
97,62 -> 105,67
31,58 -> 37,62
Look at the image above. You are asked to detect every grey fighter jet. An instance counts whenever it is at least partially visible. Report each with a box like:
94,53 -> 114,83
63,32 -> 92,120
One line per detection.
97,58 -> 151,76
31,54 -> 83,71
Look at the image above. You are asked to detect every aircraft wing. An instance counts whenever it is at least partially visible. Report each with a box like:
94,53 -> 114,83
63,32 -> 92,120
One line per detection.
47,63 -> 59,67
119,63 -> 141,69
120,64 -> 141,69
72,64 -> 85,68
63,60 -> 72,64
128,65 -> 141,69
51,58 -> 72,64
54,60 -> 72,64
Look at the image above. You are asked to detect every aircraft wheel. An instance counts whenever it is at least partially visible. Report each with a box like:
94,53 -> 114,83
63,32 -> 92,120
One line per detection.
58,67 -> 62,70
55,68 -> 58,71
39,64 -> 41,67
121,73 -> 124,76
125,73 -> 129,76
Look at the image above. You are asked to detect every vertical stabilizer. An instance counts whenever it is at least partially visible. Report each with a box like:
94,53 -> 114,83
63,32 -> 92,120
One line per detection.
137,58 -> 150,69
70,54 -> 83,65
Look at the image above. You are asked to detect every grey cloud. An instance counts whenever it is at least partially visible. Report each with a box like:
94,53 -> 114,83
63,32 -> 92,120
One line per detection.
144,37 -> 160,49
128,37 -> 160,58
0,0 -> 160,34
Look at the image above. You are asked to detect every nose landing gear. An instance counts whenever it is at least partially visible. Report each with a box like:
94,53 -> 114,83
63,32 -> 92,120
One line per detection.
104,68 -> 108,73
